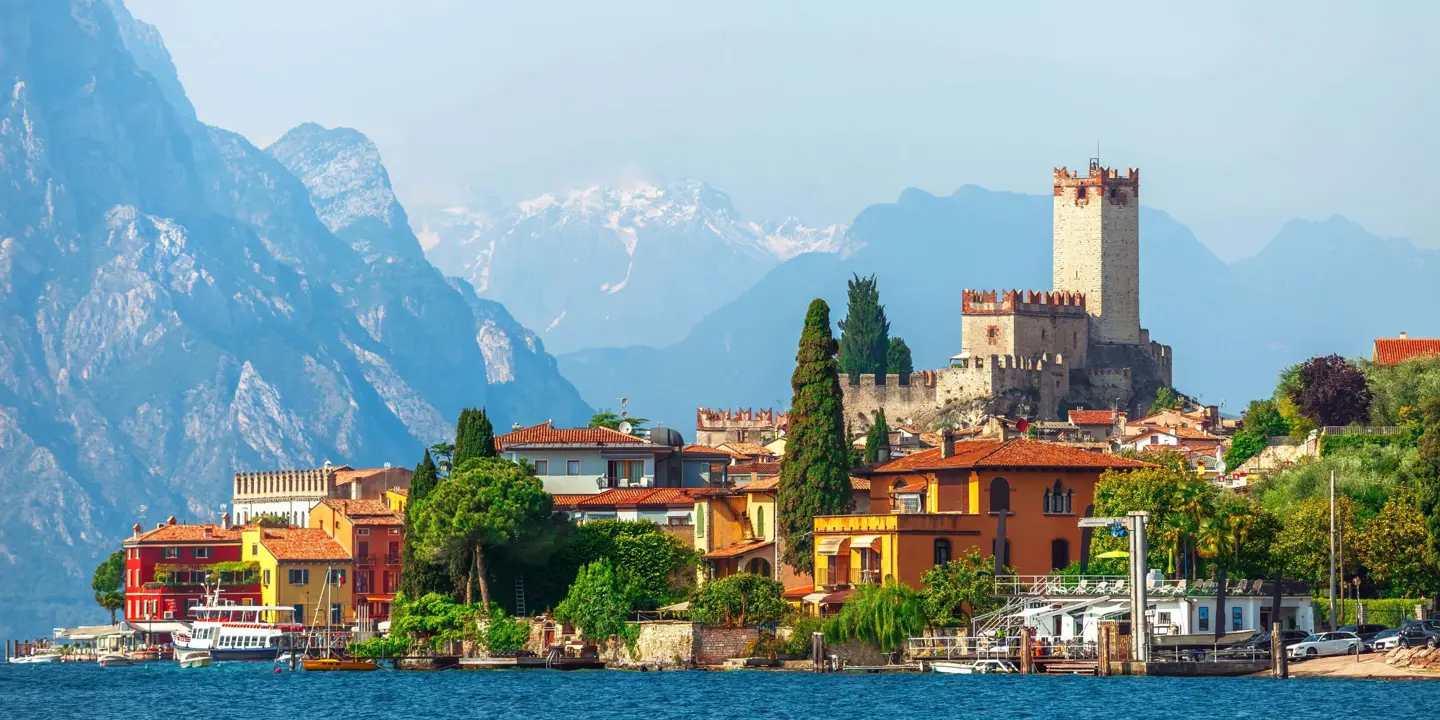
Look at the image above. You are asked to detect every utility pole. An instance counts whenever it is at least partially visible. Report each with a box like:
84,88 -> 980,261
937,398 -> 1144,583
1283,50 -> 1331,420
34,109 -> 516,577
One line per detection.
1329,470 -> 1338,631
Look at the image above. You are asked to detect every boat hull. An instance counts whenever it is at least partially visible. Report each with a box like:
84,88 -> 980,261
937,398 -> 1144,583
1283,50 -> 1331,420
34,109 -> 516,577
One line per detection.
98,655 -> 139,668
932,663 -> 975,674
302,658 -> 378,672
8,654 -> 62,664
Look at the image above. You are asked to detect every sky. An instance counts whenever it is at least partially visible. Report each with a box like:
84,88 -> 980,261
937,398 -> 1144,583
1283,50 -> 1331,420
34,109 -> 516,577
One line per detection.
127,0 -> 1439,262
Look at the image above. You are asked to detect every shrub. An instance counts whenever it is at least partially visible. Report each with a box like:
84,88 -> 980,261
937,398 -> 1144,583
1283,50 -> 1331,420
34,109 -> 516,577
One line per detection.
689,573 -> 788,628
480,604 -> 531,654
827,580 -> 926,654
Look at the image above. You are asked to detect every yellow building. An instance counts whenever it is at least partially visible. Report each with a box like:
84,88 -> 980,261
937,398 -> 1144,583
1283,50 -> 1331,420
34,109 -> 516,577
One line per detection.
241,525 -> 354,627
693,478 -> 786,583
385,488 -> 408,514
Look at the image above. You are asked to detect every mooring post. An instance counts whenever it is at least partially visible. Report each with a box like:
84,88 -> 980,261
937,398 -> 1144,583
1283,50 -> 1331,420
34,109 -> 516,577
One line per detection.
811,631 -> 824,673
1270,622 -> 1288,679
1019,626 -> 1033,674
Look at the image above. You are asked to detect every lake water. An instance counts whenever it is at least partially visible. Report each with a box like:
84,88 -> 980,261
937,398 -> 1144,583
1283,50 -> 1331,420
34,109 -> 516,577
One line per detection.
3,662 -> 1435,719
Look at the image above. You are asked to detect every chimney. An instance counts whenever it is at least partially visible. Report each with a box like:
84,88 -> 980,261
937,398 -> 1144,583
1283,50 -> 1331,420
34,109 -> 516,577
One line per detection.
222,512 -> 231,527
132,522 -> 141,538
940,428 -> 954,459
203,526 -> 213,539
877,446 -> 892,465
166,515 -> 176,526
1400,330 -> 1408,339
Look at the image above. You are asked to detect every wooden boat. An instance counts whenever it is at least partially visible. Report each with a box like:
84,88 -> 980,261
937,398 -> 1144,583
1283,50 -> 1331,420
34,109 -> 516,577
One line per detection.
176,650 -> 213,668
98,653 -> 139,668
301,658 -> 378,672
8,653 -> 62,664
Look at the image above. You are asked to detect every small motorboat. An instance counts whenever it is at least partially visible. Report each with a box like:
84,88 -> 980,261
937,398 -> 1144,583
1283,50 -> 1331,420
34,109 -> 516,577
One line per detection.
932,659 -> 1018,675
931,661 -> 976,674
301,658 -> 378,672
8,653 -> 62,664
176,650 -> 212,669
98,653 -> 139,668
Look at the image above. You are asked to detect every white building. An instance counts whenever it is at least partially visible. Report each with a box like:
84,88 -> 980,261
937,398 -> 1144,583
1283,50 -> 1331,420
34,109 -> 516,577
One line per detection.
231,462 -> 411,527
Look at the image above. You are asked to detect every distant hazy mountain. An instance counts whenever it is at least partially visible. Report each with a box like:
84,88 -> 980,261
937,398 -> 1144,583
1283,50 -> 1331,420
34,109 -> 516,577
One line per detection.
559,185 -> 1421,435
416,181 -> 853,352
0,0 -> 586,638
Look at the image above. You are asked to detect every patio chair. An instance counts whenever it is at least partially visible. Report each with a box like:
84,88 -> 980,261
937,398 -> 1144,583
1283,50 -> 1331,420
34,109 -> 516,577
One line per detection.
1171,579 -> 1188,596
1073,578 -> 1089,595
1112,579 -> 1127,594
1230,579 -> 1249,594
1249,580 -> 1265,595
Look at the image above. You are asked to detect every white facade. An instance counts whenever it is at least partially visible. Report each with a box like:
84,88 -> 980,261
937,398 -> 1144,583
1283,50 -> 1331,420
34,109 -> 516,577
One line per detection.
1019,593 -> 1315,643
502,449 -> 659,495
231,498 -> 322,528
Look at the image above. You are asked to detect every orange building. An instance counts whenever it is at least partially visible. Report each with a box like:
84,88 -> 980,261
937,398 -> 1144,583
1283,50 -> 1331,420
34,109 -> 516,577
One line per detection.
309,499 -> 405,621
811,437 -> 1149,606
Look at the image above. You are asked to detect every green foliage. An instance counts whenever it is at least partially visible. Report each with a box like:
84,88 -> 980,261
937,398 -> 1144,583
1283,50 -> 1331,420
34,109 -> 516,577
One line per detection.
887,337 -> 913,380
1354,489 -> 1440,598
1315,599 -> 1426,629
1363,356 -> 1440,426
453,407 -> 499,468
1226,399 -> 1292,472
863,408 -> 890,465
411,457 -> 552,605
1414,397 -> 1440,567
561,519 -> 697,609
590,411 -> 649,434
827,580 -> 927,654
919,550 -> 1001,627
91,551 -> 125,623
555,559 -> 631,641
348,635 -> 409,658
1225,430 -> 1266,472
1149,386 -> 1183,415
1095,464 -> 1218,577
745,629 -> 790,658
778,299 -> 854,572
429,442 -> 455,476
1256,446 -> 1416,521
1270,497 -> 1360,592
399,450 -> 451,599
688,573 -> 788,628
389,592 -> 481,652
252,513 -> 291,525
1319,433 -> 1411,455
1289,354 -> 1371,427
781,616 -> 829,656
480,604 -> 531,653
837,273 -> 889,382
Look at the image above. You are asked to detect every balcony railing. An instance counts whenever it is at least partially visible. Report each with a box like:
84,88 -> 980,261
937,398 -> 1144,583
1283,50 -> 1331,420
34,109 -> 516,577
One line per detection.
355,556 -> 375,566
598,475 -> 656,489
994,574 -> 1310,597
385,553 -> 402,565
823,567 -> 882,588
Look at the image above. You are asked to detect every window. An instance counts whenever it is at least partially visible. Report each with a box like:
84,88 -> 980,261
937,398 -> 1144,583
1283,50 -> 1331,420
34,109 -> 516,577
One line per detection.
1051,538 -> 1070,570
331,604 -> 343,625
745,558 -> 772,577
1232,607 -> 1243,631
357,571 -> 373,593
383,571 -> 398,594
696,509 -> 705,538
358,541 -> 370,559
263,569 -> 271,587
1077,186 -> 1087,199
288,568 -> 309,585
251,543 -> 258,558
533,460 -> 549,475
388,542 -> 401,560
566,460 -> 581,476
293,604 -> 305,624
1198,606 -> 1210,632
388,529 -> 401,535
986,325 -> 1000,345
934,539 -> 952,567
328,568 -> 347,585
754,506 -> 765,537
896,495 -> 922,514
194,547 -> 211,559
357,528 -> 370,536
988,477 -> 1010,513
163,547 -> 182,559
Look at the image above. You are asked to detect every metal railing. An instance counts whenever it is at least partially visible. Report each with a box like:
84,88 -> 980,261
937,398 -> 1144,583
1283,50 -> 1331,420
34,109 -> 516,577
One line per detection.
823,567 -> 882,587
994,574 -> 1308,597
907,635 -> 1021,659
355,556 -> 375,566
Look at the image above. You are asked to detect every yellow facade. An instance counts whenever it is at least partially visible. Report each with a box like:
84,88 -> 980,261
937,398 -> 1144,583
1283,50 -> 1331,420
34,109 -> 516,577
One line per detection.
242,527 -> 353,626
385,489 -> 407,514
812,513 -> 979,592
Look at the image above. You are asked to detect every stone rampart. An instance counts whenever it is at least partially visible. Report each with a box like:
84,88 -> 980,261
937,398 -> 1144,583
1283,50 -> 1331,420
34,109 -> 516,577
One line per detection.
841,354 -> 1069,429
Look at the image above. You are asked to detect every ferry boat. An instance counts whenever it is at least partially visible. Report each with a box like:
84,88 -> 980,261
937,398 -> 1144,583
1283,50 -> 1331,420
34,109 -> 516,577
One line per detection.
171,604 -> 301,661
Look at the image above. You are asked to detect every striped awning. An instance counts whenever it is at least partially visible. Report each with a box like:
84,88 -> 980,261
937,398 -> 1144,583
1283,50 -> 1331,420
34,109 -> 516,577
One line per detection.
850,535 -> 881,550
816,536 -> 849,555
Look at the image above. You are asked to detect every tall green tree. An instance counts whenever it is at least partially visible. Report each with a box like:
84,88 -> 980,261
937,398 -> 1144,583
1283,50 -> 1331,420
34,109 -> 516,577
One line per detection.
453,408 -> 499,468
412,457 -> 552,606
1414,397 -> 1440,566
688,573 -> 788,627
91,551 -> 125,624
864,409 -> 890,465
1148,387 -> 1183,415
554,559 -> 632,642
887,337 -> 913,380
837,273 -> 889,382
590,411 -> 649,435
919,550 -> 1001,627
778,299 -> 855,572
429,442 -> 455,476
1356,489 -> 1440,598
399,450 -> 450,598
828,580 -> 927,654
474,408 -> 497,459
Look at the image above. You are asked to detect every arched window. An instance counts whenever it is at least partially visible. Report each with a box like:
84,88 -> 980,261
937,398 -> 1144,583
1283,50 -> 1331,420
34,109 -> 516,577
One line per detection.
1051,538 -> 1070,570
745,557 -> 772,577
1065,490 -> 1074,514
754,506 -> 765,538
988,477 -> 1010,513
933,539 -> 952,567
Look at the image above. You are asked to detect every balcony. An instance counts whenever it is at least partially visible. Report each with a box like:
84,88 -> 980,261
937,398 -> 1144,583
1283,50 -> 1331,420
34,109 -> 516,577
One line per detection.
355,556 -> 376,566
814,512 -> 981,534
384,553 -> 402,565
823,567 -> 882,588
598,475 -> 656,489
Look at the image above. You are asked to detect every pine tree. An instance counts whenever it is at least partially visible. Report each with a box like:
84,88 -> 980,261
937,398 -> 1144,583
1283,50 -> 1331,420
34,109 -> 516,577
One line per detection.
864,409 -> 890,465
399,450 -> 451,598
778,299 -> 855,572
887,337 -> 913,382
837,273 -> 889,383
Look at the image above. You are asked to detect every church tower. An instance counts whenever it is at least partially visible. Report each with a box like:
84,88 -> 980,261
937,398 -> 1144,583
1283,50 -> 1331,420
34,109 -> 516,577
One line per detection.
1052,160 -> 1141,345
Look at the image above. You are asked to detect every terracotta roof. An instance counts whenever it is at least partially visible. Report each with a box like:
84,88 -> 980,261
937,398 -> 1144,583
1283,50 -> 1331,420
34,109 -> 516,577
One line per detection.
886,478 -> 927,494
1069,410 -> 1122,426
126,522 -> 242,545
576,488 -> 695,508
1130,426 -> 1219,442
319,498 -> 402,525
551,494 -> 592,510
1374,337 -> 1440,366
334,467 -> 409,486
496,421 -> 652,449
257,528 -> 351,561
682,444 -> 733,456
782,585 -> 814,599
740,477 -> 781,492
873,439 -> 1152,472
388,488 -> 408,497
717,442 -> 774,458
728,461 -> 780,477
703,538 -> 772,559
849,476 -> 871,491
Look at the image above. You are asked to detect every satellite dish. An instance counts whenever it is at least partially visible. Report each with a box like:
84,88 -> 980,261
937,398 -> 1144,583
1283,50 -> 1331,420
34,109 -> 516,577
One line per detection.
618,420 -> 633,435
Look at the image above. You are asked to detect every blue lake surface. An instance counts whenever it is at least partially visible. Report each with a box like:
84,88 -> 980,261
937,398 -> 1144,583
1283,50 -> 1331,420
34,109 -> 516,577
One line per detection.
3,662 -> 1437,719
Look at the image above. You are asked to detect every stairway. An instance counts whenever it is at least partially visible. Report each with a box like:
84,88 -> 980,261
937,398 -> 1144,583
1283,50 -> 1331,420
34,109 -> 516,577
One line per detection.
514,574 -> 527,617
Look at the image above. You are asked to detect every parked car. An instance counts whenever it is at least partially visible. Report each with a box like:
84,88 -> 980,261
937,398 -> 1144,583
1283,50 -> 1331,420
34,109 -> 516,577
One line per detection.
1220,630 -> 1310,658
1287,631 -> 1360,659
1398,620 -> 1440,649
1367,629 -> 1401,653
1337,623 -> 1388,642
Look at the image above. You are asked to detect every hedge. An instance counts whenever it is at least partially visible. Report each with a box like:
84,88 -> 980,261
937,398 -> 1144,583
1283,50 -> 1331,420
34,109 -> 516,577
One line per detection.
1313,598 -> 1427,629
1318,433 -> 1412,456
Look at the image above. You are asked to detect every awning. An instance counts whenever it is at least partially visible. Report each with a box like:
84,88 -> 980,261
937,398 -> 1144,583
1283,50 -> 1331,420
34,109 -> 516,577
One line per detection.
124,621 -> 187,635
658,601 -> 690,612
801,592 -> 829,604
850,535 -> 881,550
704,539 -> 772,559
816,536 -> 849,555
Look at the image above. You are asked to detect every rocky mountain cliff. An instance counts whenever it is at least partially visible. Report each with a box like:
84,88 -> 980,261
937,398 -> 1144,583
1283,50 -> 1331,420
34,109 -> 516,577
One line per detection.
0,0 -> 586,638
559,185 -> 1422,434
416,181 -> 853,352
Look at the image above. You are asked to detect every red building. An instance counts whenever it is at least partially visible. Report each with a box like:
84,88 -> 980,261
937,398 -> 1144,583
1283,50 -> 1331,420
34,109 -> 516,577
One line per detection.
121,515 -> 259,638
310,499 -> 404,622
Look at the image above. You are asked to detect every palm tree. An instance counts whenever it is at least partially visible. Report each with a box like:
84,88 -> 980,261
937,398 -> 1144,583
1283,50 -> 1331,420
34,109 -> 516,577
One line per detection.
1174,482 -> 1210,580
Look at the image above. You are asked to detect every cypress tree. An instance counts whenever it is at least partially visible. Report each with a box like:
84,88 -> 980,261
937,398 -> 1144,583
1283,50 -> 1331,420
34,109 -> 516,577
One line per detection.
864,409 -> 890,465
837,273 -> 889,383
453,408 -> 482,468
887,337 -> 913,382
474,408 -> 498,459
778,299 -> 855,572
399,450 -> 450,598
1414,398 -> 1440,566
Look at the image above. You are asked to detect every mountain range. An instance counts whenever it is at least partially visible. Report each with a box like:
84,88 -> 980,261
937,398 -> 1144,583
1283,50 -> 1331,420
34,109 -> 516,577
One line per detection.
0,0 -> 586,638
416,182 -> 852,352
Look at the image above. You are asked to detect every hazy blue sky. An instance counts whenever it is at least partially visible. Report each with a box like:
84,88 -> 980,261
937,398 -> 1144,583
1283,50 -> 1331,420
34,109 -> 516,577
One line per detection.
128,0 -> 1438,261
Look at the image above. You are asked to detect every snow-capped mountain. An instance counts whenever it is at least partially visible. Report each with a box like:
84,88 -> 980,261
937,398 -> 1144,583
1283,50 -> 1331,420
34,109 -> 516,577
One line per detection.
416,180 -> 854,352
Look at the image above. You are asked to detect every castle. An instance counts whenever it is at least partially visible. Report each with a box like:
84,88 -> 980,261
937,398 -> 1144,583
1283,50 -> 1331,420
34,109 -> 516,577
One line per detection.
842,160 -> 1173,430
695,407 -> 789,447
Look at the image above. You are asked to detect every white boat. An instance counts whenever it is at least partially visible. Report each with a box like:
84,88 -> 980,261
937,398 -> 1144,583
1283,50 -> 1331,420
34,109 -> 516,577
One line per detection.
932,659 -> 1018,675
98,653 -> 138,668
176,650 -> 213,668
8,653 -> 62,664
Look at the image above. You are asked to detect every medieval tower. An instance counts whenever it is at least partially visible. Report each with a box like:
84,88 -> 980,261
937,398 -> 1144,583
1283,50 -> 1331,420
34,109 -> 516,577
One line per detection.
1052,160 -> 1141,346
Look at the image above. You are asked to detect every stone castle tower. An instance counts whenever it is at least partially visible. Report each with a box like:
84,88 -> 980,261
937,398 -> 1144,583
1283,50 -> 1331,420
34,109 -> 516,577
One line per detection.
1052,160 -> 1141,346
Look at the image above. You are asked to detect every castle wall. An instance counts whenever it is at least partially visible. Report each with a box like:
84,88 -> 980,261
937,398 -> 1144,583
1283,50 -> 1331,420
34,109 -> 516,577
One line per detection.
960,290 -> 1089,368
1053,165 -> 1141,345
841,355 -> 1070,430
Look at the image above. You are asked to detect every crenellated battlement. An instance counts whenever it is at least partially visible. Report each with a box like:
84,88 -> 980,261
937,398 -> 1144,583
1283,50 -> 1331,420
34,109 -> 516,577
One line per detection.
1053,161 -> 1139,205
233,465 -> 335,499
696,407 -> 788,429
962,288 -> 1087,316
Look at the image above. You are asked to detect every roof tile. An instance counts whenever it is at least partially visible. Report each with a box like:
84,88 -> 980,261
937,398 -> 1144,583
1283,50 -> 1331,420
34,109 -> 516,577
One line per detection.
1374,338 -> 1440,366
496,421 -> 652,450
1068,409 -> 1123,426
258,528 -> 351,561
873,438 -> 1151,472
126,523 -> 242,545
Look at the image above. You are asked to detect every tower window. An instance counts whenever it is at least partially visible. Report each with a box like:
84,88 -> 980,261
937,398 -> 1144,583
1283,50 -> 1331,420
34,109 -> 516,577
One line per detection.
1077,186 -> 1087,199
1109,187 -> 1117,199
